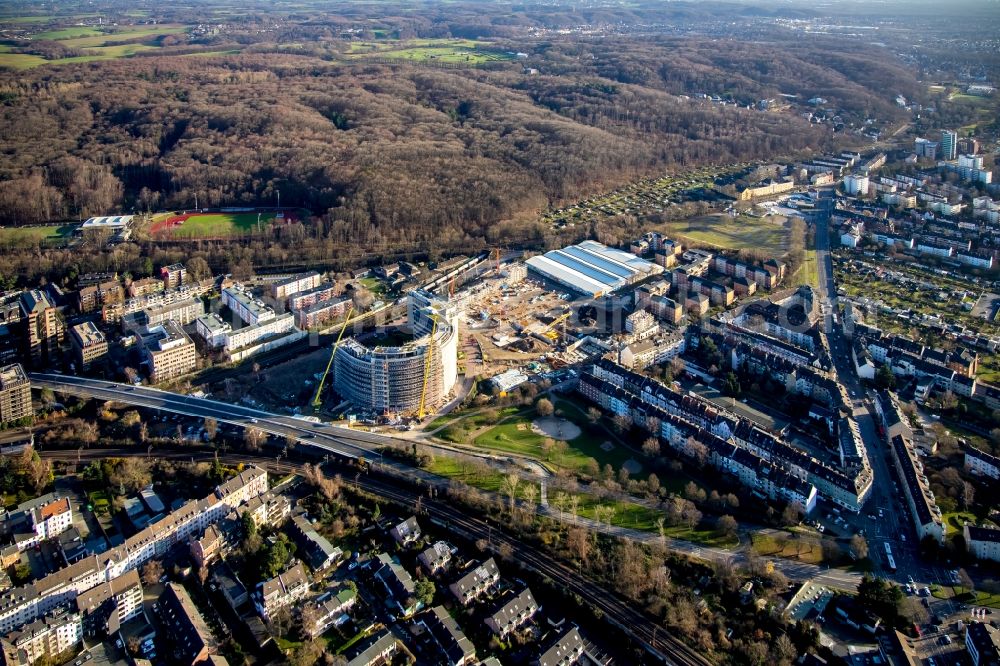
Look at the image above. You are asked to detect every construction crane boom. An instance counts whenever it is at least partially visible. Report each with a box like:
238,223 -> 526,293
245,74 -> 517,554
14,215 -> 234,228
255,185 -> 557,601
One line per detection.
416,316 -> 439,419
543,311 -> 571,339
312,305 -> 354,411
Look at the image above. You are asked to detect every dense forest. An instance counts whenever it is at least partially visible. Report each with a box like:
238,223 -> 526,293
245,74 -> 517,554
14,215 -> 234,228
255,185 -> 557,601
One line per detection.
0,0 -> 972,282
0,35 -> 917,231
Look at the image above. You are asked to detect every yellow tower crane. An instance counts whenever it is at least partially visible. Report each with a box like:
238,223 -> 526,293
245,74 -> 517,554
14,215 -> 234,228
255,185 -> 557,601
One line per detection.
543,311 -> 571,341
416,315 -> 439,420
311,305 -> 354,412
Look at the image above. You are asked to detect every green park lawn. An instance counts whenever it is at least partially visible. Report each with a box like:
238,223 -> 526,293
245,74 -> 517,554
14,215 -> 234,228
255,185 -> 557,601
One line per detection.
429,405 -> 523,431
358,276 -> 386,295
932,585 -> 1000,609
795,248 -> 820,289
472,407 -> 632,475
751,532 -> 831,565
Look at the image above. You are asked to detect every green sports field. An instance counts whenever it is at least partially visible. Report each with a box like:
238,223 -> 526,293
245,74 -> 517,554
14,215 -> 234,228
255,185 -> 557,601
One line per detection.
0,224 -> 76,246
166,213 -> 269,238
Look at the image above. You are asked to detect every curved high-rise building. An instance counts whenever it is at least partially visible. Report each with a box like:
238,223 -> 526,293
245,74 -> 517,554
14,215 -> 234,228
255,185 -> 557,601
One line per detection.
334,291 -> 458,415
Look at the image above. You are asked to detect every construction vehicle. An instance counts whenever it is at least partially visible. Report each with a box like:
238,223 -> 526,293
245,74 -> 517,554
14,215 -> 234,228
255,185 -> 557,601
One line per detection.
416,314 -> 439,420
311,305 -> 354,412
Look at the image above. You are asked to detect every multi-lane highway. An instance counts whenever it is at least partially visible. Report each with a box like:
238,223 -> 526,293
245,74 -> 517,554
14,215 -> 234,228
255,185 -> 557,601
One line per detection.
32,373 -> 867,589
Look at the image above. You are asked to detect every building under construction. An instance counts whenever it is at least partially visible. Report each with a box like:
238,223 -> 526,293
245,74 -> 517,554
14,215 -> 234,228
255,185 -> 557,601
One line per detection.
334,290 -> 459,416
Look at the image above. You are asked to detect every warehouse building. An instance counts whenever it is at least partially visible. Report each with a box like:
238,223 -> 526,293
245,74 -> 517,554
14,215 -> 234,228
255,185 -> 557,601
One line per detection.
526,240 -> 661,298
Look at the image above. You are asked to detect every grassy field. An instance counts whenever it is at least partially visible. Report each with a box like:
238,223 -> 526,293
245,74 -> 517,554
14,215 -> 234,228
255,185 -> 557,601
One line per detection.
0,24 -> 189,69
426,457 -> 734,543
664,213 -> 788,255
423,457 -> 514,495
358,276 -> 386,295
346,37 -> 512,64
35,26 -> 104,40
471,406 -> 633,475
162,213 -> 268,238
3,16 -> 49,23
932,585 -> 1000,609
0,51 -> 49,69
794,248 -> 820,289
348,38 -> 484,54
0,224 -> 76,246
429,405 -> 524,432
942,511 -> 997,536
377,46 -> 512,64
751,532 -> 827,565
55,25 -> 187,48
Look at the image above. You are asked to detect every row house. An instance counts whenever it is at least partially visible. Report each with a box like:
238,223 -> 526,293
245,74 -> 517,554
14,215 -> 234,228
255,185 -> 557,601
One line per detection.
890,435 -> 945,544
485,588 -> 538,638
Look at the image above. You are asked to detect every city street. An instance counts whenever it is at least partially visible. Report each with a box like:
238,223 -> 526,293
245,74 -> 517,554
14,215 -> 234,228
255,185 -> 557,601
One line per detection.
814,201 -> 950,594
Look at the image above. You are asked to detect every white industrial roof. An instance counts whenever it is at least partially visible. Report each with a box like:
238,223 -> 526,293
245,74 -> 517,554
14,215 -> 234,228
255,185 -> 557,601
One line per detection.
527,241 -> 657,297
82,215 -> 134,229
526,255 -> 610,297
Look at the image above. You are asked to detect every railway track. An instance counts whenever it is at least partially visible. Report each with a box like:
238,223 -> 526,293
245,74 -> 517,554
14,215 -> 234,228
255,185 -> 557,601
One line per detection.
40,447 -> 712,666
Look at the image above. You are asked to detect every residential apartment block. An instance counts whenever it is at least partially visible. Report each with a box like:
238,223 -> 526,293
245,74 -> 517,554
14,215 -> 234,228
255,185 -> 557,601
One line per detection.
964,446 -> 1000,480
160,264 -> 187,290
271,272 -> 321,300
0,364 -> 32,426
255,561 -> 309,620
73,569 -> 142,637
0,468 -> 267,637
964,526 -> 1000,563
19,290 -> 62,368
139,320 -> 197,383
0,609 -> 81,666
286,284 -> 340,312
156,583 -> 215,666
70,322 -> 108,370
890,435 -> 944,544
294,297 -> 351,329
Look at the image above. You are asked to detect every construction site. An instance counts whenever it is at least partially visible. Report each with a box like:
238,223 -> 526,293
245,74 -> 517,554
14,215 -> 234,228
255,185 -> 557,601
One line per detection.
230,243 -> 644,422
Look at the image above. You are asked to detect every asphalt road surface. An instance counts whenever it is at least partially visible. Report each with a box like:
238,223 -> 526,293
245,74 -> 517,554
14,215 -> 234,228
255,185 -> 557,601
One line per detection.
33,372 -> 872,593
